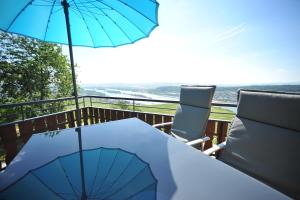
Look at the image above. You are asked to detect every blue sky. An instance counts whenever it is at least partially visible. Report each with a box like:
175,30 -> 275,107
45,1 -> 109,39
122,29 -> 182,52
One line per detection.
64,0 -> 300,85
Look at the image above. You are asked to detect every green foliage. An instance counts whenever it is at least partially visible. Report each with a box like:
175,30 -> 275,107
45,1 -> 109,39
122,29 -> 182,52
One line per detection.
0,32 -> 74,122
117,100 -> 132,110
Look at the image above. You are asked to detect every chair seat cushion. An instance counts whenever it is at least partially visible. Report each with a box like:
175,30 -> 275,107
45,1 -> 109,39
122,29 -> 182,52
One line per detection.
171,105 -> 209,141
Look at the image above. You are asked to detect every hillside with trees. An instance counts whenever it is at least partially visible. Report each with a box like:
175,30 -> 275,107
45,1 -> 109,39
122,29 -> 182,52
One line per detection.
0,32 -> 74,122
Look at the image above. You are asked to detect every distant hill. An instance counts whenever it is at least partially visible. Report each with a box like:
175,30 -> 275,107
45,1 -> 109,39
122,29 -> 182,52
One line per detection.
148,84 -> 300,103
215,85 -> 300,102
80,84 -> 300,103
148,86 -> 179,96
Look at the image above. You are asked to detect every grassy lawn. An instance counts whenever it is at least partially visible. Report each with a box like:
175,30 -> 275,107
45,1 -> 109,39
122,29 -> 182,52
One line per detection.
91,102 -> 235,121
210,106 -> 235,121
138,103 -> 235,121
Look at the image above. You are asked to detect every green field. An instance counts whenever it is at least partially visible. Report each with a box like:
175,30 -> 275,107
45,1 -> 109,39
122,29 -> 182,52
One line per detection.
137,103 -> 235,121
91,101 -> 235,121
0,99 -> 235,125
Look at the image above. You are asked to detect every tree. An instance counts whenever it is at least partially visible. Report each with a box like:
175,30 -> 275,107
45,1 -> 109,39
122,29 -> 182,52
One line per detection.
0,32 -> 75,121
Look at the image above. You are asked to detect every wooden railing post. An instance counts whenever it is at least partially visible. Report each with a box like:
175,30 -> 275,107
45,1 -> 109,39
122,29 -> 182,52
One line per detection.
67,111 -> 75,128
89,107 -> 94,124
82,108 -> 89,125
203,120 -> 216,150
93,108 -> 99,124
154,114 -> 163,126
57,113 -> 66,129
116,110 -> 123,120
217,121 -> 228,144
99,108 -> 105,122
163,116 -> 173,134
111,110 -> 117,121
138,112 -> 146,122
146,114 -> 154,125
104,109 -> 111,122
216,121 -> 229,158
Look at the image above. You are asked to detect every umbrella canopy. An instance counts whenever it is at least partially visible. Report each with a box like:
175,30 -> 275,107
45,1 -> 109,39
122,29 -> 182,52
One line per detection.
0,147 -> 157,200
0,0 -> 159,47
0,0 -> 159,125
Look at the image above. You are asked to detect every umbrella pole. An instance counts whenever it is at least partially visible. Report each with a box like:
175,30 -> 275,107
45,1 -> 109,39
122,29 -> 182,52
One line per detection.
62,0 -> 81,127
62,1 -> 87,200
76,127 -> 87,200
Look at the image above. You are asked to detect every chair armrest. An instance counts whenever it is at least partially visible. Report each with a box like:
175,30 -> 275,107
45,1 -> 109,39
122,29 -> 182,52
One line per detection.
203,141 -> 226,156
186,136 -> 210,146
152,122 -> 173,128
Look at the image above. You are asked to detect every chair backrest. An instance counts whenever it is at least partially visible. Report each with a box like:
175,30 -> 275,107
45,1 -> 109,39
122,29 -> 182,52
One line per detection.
171,85 -> 216,142
219,90 -> 300,198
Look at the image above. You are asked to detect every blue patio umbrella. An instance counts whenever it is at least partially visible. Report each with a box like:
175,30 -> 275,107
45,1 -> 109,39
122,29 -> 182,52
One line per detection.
0,0 -> 159,125
0,1 -> 159,199
0,147 -> 158,200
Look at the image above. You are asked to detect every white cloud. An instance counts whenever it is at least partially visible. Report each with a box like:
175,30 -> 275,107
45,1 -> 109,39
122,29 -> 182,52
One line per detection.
214,23 -> 246,43
68,38 -> 278,85
275,68 -> 287,73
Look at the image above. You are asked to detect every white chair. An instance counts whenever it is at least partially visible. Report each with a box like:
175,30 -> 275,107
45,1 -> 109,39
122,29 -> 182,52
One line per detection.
204,89 -> 300,198
153,85 -> 216,149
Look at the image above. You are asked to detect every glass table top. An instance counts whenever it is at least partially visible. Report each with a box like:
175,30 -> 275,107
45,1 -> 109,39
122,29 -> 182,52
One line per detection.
0,118 -> 289,200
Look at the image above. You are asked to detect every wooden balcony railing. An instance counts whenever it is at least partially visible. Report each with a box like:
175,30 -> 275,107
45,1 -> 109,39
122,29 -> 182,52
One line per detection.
1,95 -> 235,170
0,106 -> 231,170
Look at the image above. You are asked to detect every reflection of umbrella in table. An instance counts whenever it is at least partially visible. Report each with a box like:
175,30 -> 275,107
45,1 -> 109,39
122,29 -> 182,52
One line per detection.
0,119 -> 177,199
0,147 -> 157,200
